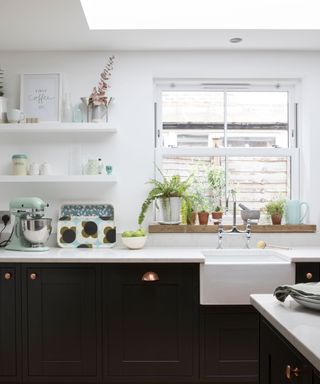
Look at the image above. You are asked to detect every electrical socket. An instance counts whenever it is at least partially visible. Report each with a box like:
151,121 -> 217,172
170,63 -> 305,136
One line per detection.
0,211 -> 11,225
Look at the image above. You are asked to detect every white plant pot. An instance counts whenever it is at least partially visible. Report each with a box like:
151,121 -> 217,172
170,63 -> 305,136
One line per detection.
158,197 -> 182,224
0,96 -> 8,123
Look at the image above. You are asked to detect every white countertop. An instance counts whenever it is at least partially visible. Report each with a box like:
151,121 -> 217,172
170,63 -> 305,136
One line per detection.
0,245 -> 320,263
250,294 -> 320,372
0,247 -> 205,263
275,247 -> 320,262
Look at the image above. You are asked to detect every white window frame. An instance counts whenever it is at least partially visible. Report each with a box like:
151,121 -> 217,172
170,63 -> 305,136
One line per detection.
154,79 -> 300,200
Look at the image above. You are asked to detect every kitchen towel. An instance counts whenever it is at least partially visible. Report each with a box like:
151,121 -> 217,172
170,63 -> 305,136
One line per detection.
274,282 -> 320,302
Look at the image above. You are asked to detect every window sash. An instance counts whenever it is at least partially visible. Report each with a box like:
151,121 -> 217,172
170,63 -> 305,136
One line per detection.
155,81 -> 298,149
154,80 -> 300,200
155,147 -> 300,200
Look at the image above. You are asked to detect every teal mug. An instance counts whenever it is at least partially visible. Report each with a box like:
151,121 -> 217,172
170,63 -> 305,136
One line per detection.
285,200 -> 309,224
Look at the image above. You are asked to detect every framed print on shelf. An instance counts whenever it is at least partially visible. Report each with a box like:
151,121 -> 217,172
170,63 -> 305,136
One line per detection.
20,73 -> 62,122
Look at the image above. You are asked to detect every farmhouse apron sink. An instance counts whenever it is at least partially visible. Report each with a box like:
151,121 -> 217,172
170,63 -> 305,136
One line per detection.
200,249 -> 295,305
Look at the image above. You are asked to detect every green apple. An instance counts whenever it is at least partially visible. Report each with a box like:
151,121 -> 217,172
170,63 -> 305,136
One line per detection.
133,229 -> 146,237
122,231 -> 133,238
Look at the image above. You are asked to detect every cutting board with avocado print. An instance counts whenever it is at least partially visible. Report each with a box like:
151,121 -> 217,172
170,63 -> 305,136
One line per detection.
57,203 -> 116,248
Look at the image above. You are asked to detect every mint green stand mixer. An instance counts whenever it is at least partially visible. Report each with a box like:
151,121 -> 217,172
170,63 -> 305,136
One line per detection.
5,197 -> 52,252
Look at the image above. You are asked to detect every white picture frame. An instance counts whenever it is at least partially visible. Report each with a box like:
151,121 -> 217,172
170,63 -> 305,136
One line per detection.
20,73 -> 62,122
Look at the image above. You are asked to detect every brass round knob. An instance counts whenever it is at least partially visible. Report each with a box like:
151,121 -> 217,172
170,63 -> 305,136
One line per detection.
306,272 -> 313,280
30,273 -> 37,280
4,272 -> 12,280
142,271 -> 160,282
285,365 -> 301,380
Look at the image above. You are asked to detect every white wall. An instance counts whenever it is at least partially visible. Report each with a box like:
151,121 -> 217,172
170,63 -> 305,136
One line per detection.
0,50 -> 319,233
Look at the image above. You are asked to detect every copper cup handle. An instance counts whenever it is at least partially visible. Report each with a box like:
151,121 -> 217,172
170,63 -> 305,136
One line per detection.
142,271 -> 160,282
4,272 -> 12,280
285,365 -> 301,380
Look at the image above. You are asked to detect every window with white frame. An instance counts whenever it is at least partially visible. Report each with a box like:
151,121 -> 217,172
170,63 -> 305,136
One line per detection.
155,81 -> 299,211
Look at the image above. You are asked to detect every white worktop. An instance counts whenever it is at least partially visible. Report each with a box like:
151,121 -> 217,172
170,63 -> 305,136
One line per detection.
0,245 -> 320,263
276,247 -> 320,262
250,294 -> 320,372
0,247 -> 205,263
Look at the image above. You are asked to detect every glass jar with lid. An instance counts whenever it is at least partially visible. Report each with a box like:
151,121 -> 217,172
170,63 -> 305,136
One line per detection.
12,154 -> 28,175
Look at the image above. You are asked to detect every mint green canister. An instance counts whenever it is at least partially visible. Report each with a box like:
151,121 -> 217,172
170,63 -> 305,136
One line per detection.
12,154 -> 28,175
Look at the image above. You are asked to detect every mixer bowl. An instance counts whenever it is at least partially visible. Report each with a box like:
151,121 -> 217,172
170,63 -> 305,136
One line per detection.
21,218 -> 52,246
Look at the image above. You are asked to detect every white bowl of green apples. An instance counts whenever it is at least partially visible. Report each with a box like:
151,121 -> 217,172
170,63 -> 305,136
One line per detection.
121,229 -> 147,249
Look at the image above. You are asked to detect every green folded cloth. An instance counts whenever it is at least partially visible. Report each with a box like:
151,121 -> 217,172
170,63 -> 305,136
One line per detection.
274,282 -> 320,302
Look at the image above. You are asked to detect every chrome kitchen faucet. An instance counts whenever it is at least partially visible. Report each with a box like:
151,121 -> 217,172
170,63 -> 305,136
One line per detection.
217,189 -> 251,249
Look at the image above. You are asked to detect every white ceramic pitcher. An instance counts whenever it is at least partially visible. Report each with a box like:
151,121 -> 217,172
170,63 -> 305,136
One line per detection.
285,200 -> 309,224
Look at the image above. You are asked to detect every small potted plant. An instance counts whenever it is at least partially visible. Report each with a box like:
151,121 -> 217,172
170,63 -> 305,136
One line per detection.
138,170 -> 193,225
265,199 -> 285,225
212,206 -> 223,223
197,200 -> 210,225
198,209 -> 209,225
207,167 -> 225,209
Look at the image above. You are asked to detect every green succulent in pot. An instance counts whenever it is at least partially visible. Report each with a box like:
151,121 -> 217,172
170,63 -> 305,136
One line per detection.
265,199 -> 285,225
138,170 -> 193,225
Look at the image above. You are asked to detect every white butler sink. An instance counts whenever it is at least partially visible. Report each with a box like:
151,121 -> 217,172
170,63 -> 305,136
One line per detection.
200,249 -> 295,305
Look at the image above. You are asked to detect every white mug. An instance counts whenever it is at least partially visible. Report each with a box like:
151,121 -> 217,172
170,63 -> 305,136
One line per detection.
7,109 -> 25,123
85,159 -> 99,175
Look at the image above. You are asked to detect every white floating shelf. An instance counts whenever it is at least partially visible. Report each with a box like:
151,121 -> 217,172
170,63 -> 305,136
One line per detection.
0,123 -> 116,134
0,175 -> 117,183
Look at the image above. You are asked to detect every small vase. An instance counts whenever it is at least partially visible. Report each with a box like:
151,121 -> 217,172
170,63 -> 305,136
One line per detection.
271,213 -> 282,225
90,104 -> 108,123
198,211 -> 209,225
62,93 -> 73,122
80,97 -> 90,122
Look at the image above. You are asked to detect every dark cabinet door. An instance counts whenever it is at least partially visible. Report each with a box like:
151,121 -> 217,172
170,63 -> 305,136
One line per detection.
103,263 -> 198,381
314,370 -> 320,384
296,263 -> 320,283
260,318 -> 312,384
200,306 -> 259,383
0,266 -> 20,383
23,264 -> 100,383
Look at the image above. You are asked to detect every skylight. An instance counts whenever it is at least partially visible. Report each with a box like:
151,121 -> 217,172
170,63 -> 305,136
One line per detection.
80,0 -> 320,30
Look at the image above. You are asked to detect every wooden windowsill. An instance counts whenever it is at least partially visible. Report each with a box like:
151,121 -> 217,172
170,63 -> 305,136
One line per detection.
149,224 -> 317,233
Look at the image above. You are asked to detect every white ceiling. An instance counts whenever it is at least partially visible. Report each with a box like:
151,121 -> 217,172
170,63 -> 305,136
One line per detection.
1,0 -> 320,51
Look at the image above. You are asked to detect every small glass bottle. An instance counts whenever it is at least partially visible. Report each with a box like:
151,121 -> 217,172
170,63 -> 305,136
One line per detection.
73,104 -> 83,123
98,158 -> 104,174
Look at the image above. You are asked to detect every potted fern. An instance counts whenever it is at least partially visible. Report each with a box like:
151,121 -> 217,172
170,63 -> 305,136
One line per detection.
138,171 -> 193,225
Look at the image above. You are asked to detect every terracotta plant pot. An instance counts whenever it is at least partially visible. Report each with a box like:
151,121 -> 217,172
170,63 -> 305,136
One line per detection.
271,213 -> 282,225
212,211 -> 223,224
190,211 -> 198,225
186,211 -> 197,225
198,211 -> 209,225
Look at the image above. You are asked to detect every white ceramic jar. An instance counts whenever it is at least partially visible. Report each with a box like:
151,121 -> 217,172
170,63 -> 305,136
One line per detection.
12,154 -> 28,175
